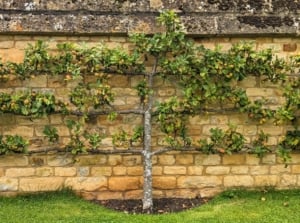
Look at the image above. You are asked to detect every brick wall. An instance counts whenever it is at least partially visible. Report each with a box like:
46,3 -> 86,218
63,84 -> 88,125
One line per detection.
1,152 -> 300,200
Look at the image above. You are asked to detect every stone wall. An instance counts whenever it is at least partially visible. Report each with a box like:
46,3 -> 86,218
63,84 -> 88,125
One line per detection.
1,152 -> 300,200
0,0 -> 299,35
1,0 -> 300,199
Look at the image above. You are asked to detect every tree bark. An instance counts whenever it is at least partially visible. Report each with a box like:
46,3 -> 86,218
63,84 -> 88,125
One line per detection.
142,58 -> 157,213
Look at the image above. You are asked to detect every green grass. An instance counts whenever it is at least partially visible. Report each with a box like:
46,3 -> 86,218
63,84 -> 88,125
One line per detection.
0,189 -> 300,223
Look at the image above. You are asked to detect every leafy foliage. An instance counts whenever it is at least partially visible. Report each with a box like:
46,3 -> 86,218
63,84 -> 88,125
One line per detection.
0,135 -> 28,155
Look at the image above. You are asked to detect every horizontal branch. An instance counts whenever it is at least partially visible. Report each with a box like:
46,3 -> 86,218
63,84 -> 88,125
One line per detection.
27,144 -> 143,155
70,109 -> 145,116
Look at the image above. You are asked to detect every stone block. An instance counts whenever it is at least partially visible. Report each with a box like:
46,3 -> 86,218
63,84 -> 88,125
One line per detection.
0,178 -> 18,191
164,166 -> 186,175
96,191 -> 124,200
20,177 -> 64,192
250,166 -> 270,175
0,41 -> 14,49
187,166 -> 204,175
36,167 -> 53,177
108,155 -> 122,166
195,154 -> 221,165
280,174 -> 297,187
291,165 -> 300,174
231,166 -> 249,174
127,167 -> 143,176
270,165 -> 290,174
77,167 -> 90,177
165,189 -> 198,198
75,155 -> 107,166
254,175 -> 279,187
210,115 -> 229,125
0,168 -> 4,177
55,167 -> 77,177
124,190 -> 143,199
65,177 -> 107,191
3,126 -> 34,137
205,166 -> 230,175
112,167 -> 127,175
261,154 -> 276,164
152,166 -> 163,175
175,154 -> 194,165
222,154 -> 246,165
0,114 -> 16,125
91,167 -> 112,176
258,126 -> 283,136
47,155 -> 75,166
108,177 -> 140,191
199,188 -> 223,198
5,168 -> 35,177
224,176 -> 254,187
177,176 -> 222,189
0,155 -> 28,167
123,155 -> 142,166
158,155 -> 175,165
245,154 -> 260,165
153,177 -> 176,189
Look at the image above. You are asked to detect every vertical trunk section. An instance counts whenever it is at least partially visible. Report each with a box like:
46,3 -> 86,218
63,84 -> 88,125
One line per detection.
142,58 -> 157,213
142,110 -> 153,213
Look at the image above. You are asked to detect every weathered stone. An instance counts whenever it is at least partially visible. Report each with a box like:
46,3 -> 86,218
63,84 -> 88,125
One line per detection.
19,177 -> 64,191
158,155 -> 176,165
250,166 -> 270,175
175,154 -> 194,165
6,168 -> 35,177
270,165 -> 291,174
122,155 -> 142,166
187,166 -> 204,175
205,166 -> 230,175
124,190 -> 143,199
91,167 -> 112,176
47,155 -> 75,166
245,154 -> 261,165
55,167 -> 77,177
153,177 -> 177,189
224,175 -> 254,187
261,154 -> 276,164
127,167 -> 143,176
65,177 -> 107,191
96,191 -> 124,200
280,174 -> 297,187
77,167 -> 90,177
254,175 -> 279,187
0,155 -> 28,167
108,155 -> 122,166
177,176 -> 222,188
108,177 -> 140,191
164,166 -> 186,175
75,155 -> 107,166
223,154 -> 246,165
165,189 -> 199,199
231,166 -> 249,174
35,167 -> 53,176
0,178 -> 18,191
0,0 -> 297,36
112,166 -> 127,176
195,154 -> 221,165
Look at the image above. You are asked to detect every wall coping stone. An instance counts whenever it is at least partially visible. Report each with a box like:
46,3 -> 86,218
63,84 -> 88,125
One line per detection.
0,0 -> 299,36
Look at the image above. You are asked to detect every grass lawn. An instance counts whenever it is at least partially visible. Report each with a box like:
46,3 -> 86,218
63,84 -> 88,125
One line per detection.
0,189 -> 299,223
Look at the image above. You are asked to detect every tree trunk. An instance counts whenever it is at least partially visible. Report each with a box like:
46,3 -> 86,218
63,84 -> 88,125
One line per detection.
142,58 -> 157,213
142,111 -> 153,213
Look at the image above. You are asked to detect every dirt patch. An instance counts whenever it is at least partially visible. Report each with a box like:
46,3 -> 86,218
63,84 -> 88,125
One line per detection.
94,197 -> 209,214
